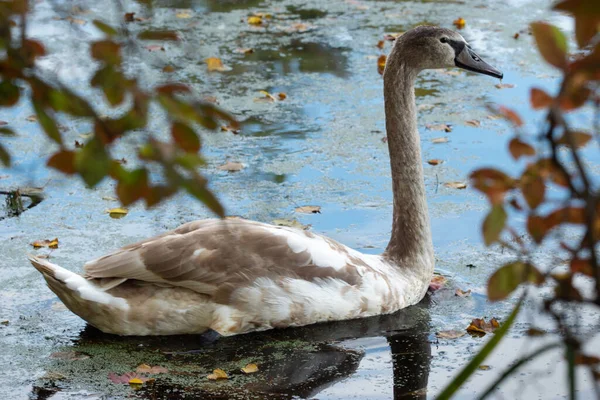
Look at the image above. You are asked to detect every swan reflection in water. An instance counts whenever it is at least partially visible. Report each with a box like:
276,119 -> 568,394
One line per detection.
63,297 -> 431,399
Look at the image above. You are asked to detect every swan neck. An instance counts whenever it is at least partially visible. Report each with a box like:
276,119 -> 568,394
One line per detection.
383,64 -> 434,269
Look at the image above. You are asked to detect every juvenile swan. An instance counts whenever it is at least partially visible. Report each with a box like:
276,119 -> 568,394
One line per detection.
29,26 -> 502,336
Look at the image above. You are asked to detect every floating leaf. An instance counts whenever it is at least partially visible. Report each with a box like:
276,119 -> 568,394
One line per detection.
487,261 -> 544,301
162,65 -> 175,73
241,364 -> 259,374
426,123 -> 452,132
218,161 -> 244,172
429,275 -> 447,291
466,318 -> 500,336
377,55 -> 387,75
431,137 -> 449,144
235,47 -> 254,55
436,330 -> 466,339
495,83 -> 515,89
145,45 -> 164,52
427,159 -> 442,165
248,16 -> 263,25
107,208 -> 128,219
175,9 -> 192,18
465,120 -> 480,127
205,57 -> 231,72
273,218 -> 309,230
455,289 -> 472,297
530,88 -> 553,109
255,90 -> 277,102
278,92 -> 287,100
508,138 -> 535,160
478,365 -> 491,371
530,22 -> 568,69
453,17 -> 466,29
376,40 -> 384,49
136,364 -> 168,374
445,182 -> 467,189
108,372 -> 147,384
32,238 -> 59,249
26,115 -> 37,122
129,378 -> 143,390
207,369 -> 228,380
221,125 -> 240,134
482,205 -> 506,246
295,206 -> 321,214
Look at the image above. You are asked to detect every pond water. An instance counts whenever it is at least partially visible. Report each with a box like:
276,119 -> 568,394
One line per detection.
1,0 -> 599,399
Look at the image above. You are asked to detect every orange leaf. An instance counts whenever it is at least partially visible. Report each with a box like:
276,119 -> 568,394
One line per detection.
377,55 -> 387,75
47,150 -> 76,174
530,88 -> 553,109
205,57 -> 231,72
508,138 -> 536,160
453,17 -> 466,29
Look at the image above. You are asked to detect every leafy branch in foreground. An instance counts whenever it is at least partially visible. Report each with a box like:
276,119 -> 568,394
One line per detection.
439,0 -> 600,398
0,0 -> 238,215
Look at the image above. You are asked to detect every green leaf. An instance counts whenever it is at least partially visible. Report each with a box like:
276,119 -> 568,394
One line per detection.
0,127 -> 15,136
171,122 -> 201,153
75,138 -> 110,187
487,261 -> 545,301
0,144 -> 10,166
0,80 -> 20,107
530,22 -> 568,69
482,205 -> 507,246
437,298 -> 523,400
93,20 -> 118,36
184,180 -> 224,217
33,102 -> 62,144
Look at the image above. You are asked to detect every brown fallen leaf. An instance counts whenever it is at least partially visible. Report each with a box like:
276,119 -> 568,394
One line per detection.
466,317 -> 500,336
377,55 -> 387,75
455,288 -> 472,297
436,330 -> 466,339
295,206 -> 321,214
384,32 -> 401,41
376,40 -> 384,49
513,32 -> 520,39
427,159 -> 442,166
241,363 -> 259,374
495,83 -> 515,89
444,182 -> 467,189
1,320 -> 9,326
453,17 -> 466,29
431,137 -> 449,144
106,208 -> 128,219
32,238 -> 59,249
65,16 -> 86,25
124,12 -> 135,22
162,65 -> 175,73
26,115 -> 37,122
136,364 -> 168,374
50,351 -> 90,361
207,368 -> 228,380
278,92 -> 287,100
108,372 -> 148,384
218,161 -> 244,172
426,123 -> 452,132
465,120 -> 481,127
526,328 -> 546,336
205,57 -> 231,72
285,23 -> 313,33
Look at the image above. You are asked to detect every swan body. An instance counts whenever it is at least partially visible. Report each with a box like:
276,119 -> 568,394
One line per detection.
30,26 -> 501,336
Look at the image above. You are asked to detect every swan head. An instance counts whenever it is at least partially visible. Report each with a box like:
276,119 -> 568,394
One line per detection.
386,26 -> 503,79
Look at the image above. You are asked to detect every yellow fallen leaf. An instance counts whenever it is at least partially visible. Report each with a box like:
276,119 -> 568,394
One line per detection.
478,365 -> 491,370
31,238 -> 59,249
254,90 -> 277,102
163,65 -> 175,73
436,330 -> 466,339
136,364 -> 152,373
107,208 -> 128,219
175,9 -> 192,18
453,17 -> 465,29
207,368 -> 228,380
129,377 -> 143,390
377,55 -> 387,75
248,16 -> 262,25
205,57 -> 231,72
241,363 -> 259,374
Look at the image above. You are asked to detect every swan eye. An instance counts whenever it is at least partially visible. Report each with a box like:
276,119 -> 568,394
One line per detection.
440,37 -> 448,43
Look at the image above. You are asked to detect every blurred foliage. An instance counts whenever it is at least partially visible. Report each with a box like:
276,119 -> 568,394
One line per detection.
0,0 -> 239,216
440,0 -> 600,398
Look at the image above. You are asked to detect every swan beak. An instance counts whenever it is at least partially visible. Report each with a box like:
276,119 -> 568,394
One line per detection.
454,46 -> 503,79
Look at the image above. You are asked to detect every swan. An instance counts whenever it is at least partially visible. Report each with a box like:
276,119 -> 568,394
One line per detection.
29,26 -> 502,336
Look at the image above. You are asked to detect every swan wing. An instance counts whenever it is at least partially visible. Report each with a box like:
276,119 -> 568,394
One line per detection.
83,218 -> 367,300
